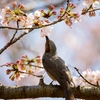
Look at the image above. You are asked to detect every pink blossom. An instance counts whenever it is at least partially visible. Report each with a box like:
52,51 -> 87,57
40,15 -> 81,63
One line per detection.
49,5 -> 55,11
34,10 -> 41,17
6,69 -> 11,75
5,62 -> 11,66
73,76 -> 81,86
33,68 -> 45,77
20,13 -> 34,29
20,13 -> 34,33
40,21 -> 53,37
16,73 -> 26,81
22,54 -> 28,58
73,69 -> 100,86
83,0 -> 100,7
0,6 -> 11,26
65,17 -> 73,28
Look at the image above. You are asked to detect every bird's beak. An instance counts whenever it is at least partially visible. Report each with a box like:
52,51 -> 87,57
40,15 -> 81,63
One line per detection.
45,36 -> 50,52
45,36 -> 49,42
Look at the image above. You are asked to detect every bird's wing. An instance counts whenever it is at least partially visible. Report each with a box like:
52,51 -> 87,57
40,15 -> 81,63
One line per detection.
43,57 -> 63,81
42,54 -> 71,84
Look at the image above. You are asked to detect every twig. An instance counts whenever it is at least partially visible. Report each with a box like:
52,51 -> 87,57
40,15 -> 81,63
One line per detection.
10,29 -> 18,42
0,21 -> 20,54
58,0 -> 70,20
10,21 -> 19,42
74,67 -> 98,87
0,62 -> 44,69
81,5 -> 92,15
18,70 -> 43,78
0,3 -> 100,30
88,8 -> 100,12
81,4 -> 100,15
0,31 -> 27,54
0,1 -> 69,31
0,17 -> 64,30
21,63 -> 44,69
0,63 -> 44,77
0,64 -> 6,67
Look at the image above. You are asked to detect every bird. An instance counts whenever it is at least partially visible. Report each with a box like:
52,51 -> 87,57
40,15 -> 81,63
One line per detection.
42,36 -> 74,100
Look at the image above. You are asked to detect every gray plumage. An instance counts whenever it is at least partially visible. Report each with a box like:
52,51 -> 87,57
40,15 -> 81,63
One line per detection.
42,36 -> 74,100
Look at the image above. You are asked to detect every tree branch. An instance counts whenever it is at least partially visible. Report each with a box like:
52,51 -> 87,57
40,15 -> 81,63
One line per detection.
0,81 -> 100,100
0,31 -> 27,54
74,67 -> 98,87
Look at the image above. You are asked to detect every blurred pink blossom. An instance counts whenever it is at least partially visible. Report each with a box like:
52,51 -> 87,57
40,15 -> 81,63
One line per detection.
40,21 -> 53,37
83,0 -> 100,7
73,69 -> 100,86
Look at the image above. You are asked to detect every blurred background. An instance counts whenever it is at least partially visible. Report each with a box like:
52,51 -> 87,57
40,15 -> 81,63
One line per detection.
0,0 -> 100,100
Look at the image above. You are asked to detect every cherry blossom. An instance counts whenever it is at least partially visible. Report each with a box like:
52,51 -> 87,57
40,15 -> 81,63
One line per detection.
83,0 -> 100,8
34,10 -> 41,18
73,69 -> 100,86
40,21 -> 53,37
6,54 -> 43,81
59,2 -> 81,27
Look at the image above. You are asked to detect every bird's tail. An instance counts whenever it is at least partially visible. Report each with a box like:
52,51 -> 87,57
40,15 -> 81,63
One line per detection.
62,81 -> 74,100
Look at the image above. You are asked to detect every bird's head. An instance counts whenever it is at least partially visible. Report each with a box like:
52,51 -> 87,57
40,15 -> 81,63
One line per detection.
45,36 -> 57,55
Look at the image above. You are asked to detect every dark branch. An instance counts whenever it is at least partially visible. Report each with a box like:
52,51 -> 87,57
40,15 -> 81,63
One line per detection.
74,67 -> 99,87
0,83 -> 100,100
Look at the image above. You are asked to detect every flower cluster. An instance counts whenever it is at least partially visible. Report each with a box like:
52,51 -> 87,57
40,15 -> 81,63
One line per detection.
73,69 -> 100,86
82,0 -> 100,16
33,5 -> 56,37
83,0 -> 100,8
40,5 -> 56,18
0,2 -> 55,35
0,2 -> 26,26
59,2 -> 81,27
6,54 -> 43,81
0,1 -> 81,36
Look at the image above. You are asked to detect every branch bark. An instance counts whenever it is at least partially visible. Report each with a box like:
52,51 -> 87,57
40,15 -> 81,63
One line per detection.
0,81 -> 100,100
